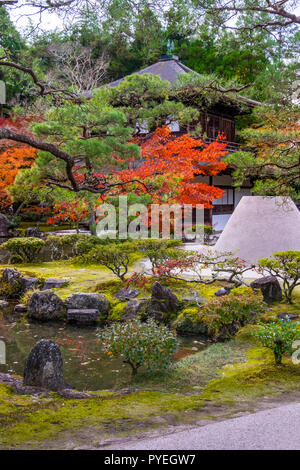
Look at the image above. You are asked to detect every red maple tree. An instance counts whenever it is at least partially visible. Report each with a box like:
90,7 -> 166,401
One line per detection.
119,126 -> 228,207
46,199 -> 89,232
0,117 -> 37,210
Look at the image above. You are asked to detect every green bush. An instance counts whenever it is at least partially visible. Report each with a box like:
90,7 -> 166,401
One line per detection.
258,251 -> 300,303
175,288 -> 265,340
199,288 -> 265,340
174,307 -> 207,335
108,302 -> 126,321
75,235 -> 121,255
99,318 -> 178,376
135,238 -> 182,252
0,237 -> 45,263
251,317 -> 300,364
45,234 -> 90,260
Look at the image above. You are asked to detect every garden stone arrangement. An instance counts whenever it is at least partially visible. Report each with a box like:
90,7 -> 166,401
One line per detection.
0,237 -> 299,450
65,292 -> 110,325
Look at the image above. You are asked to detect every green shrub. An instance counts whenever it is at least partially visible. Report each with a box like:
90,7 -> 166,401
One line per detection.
174,307 -> 207,335
174,289 -> 265,340
0,237 -> 45,263
251,317 -> 300,364
45,234 -> 90,260
108,302 -> 126,321
75,235 -> 120,255
199,288 -> 265,340
99,318 -> 178,376
135,238 -> 182,252
258,251 -> 300,303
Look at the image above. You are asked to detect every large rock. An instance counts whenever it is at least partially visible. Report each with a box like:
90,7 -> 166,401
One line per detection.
25,227 -> 46,239
27,290 -> 66,321
0,214 -> 8,238
1,267 -> 23,297
250,276 -> 282,304
123,299 -> 147,320
277,312 -> 299,320
115,287 -> 140,301
2,267 -> 22,284
214,288 -> 229,297
24,339 -> 67,391
145,282 -> 179,321
67,309 -> 100,325
0,300 -> 9,309
65,292 -> 110,314
21,277 -> 39,293
14,303 -> 27,313
42,278 -> 69,290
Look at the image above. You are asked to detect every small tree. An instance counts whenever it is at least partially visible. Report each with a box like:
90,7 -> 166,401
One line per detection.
252,318 -> 300,365
100,318 -> 178,376
258,251 -> 300,303
79,243 -> 133,281
148,249 -> 252,287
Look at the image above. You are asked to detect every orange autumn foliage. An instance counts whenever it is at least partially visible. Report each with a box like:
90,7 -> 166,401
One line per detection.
46,200 -> 89,226
0,117 -> 37,209
119,126 -> 228,207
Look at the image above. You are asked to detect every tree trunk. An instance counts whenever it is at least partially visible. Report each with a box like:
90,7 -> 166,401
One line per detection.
274,350 -> 282,365
88,202 -> 96,236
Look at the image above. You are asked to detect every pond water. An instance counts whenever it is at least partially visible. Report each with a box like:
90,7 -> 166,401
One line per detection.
0,306 -> 208,391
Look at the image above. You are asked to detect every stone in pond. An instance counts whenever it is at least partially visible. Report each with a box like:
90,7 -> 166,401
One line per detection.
250,276 -> 282,303
14,303 -> 27,313
0,300 -> 9,309
42,278 -> 69,290
67,309 -> 99,324
27,290 -> 66,321
24,339 -> 67,391
65,292 -> 110,316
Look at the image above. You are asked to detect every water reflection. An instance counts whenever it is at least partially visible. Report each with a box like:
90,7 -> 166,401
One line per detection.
0,307 -> 207,391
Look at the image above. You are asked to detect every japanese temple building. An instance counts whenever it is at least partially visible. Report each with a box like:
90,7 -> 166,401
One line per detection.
109,55 -> 261,230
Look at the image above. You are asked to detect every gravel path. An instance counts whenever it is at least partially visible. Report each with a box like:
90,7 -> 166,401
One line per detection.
102,403 -> 300,450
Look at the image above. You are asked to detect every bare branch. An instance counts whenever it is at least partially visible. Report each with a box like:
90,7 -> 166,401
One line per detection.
0,59 -> 78,98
